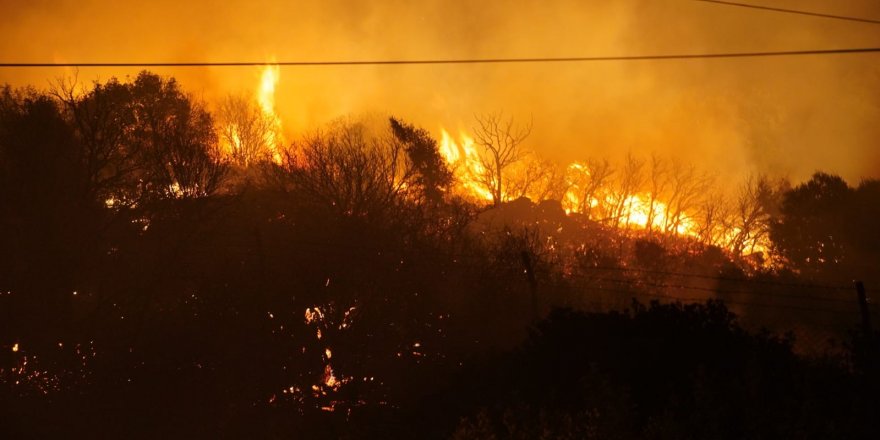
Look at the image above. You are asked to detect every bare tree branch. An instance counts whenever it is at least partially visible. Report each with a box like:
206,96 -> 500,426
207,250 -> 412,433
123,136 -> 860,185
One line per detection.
472,112 -> 532,206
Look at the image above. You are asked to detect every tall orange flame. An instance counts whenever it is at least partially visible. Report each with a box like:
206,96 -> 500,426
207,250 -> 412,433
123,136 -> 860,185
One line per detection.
258,65 -> 284,164
438,129 -> 494,202
436,128 -> 768,257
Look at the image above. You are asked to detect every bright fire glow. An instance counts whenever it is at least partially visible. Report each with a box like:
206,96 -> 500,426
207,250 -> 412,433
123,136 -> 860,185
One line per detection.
220,65 -> 284,165
439,129 -> 494,201
258,65 -> 284,164
436,132 -> 768,258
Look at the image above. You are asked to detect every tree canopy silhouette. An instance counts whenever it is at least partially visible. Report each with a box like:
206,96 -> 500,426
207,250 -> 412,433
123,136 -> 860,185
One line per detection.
771,172 -> 880,282
389,116 -> 453,205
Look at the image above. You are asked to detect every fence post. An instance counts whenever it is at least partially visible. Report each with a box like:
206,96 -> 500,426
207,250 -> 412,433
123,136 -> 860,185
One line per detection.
854,281 -> 872,338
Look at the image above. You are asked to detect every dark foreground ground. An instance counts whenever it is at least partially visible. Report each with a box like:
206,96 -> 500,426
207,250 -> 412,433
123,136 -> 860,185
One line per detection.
3,300 -> 878,439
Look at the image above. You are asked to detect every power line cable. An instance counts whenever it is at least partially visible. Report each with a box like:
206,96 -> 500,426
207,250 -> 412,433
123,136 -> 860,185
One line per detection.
161,234 -> 869,305
94,231 -> 875,314
2,48 -> 880,68
576,283 -> 857,314
577,264 -> 852,290
576,274 -> 852,304
694,0 -> 880,25
162,230 -> 868,293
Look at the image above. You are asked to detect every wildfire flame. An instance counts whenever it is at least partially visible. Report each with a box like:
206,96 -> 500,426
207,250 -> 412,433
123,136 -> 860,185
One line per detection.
258,65 -> 284,164
220,65 -> 284,165
436,128 -> 768,257
439,129 -> 494,202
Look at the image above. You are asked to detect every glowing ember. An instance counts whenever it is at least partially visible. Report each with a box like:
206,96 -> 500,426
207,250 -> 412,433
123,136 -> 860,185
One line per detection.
322,364 -> 338,389
168,181 -> 184,198
294,303 -> 360,410
304,307 -> 324,324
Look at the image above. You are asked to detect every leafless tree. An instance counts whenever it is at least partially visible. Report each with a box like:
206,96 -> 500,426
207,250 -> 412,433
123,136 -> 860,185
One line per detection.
472,112 -> 532,206
694,187 -> 732,247
610,153 -> 645,228
662,160 -> 710,235
507,155 -> 566,202
286,118 -> 418,218
216,94 -> 277,166
727,174 -> 774,255
530,159 -> 568,202
566,158 -> 614,217
645,154 -> 669,233
52,76 -> 142,206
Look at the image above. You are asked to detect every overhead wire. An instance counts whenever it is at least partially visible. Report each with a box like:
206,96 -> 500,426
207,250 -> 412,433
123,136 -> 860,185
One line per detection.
1,48 -> 879,68
572,274 -> 853,306
693,0 -> 880,25
150,230 -> 871,309
576,283 -> 857,315
205,234 -> 858,292
577,264 -> 853,290
256,235 -> 862,293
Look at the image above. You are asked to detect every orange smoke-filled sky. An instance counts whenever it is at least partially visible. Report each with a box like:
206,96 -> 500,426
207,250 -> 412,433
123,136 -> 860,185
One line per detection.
1,0 -> 879,182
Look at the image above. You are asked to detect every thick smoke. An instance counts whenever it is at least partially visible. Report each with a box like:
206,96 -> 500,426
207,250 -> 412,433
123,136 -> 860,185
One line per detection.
1,0 -> 878,182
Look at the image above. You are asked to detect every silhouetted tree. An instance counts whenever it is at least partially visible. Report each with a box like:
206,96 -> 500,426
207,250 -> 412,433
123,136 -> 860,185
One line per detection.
0,86 -> 81,213
285,117 -> 417,219
770,172 -> 863,279
695,186 -> 730,247
727,174 -> 780,256
611,153 -> 645,228
217,93 -> 277,166
53,77 -> 141,207
448,302 -> 877,440
662,160 -> 710,235
645,154 -> 669,233
472,112 -> 532,206
507,156 -> 566,202
0,86 -> 94,340
565,158 -> 614,216
852,178 -> 880,268
127,72 -> 227,200
54,72 -> 227,203
389,116 -> 452,205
